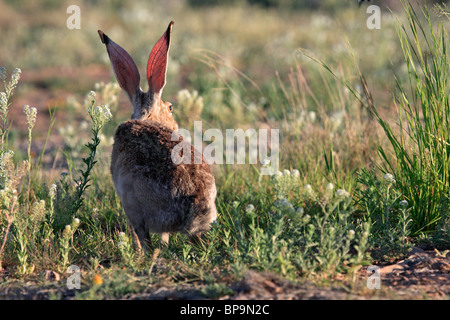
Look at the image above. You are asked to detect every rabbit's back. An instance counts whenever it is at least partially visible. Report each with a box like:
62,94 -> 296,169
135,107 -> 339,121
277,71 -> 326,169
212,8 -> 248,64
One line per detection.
111,120 -> 217,235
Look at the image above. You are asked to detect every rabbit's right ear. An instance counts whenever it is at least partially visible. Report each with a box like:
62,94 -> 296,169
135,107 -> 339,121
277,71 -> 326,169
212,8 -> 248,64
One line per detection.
98,30 -> 141,101
146,21 -> 173,98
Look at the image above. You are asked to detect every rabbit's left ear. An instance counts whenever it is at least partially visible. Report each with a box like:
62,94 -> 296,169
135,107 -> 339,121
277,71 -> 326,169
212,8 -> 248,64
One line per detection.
98,30 -> 141,101
147,21 -> 173,98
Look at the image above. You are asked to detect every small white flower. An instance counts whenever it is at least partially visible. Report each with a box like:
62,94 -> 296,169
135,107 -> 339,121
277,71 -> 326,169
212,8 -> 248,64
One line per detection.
304,184 -> 314,196
80,121 -> 89,130
282,169 -> 291,177
291,169 -> 300,178
308,111 -> 317,123
96,105 -> 112,122
383,173 -> 396,184
326,183 -> 334,191
23,105 -> 37,129
348,229 -> 355,240
261,158 -> 271,167
49,183 -> 57,199
272,171 -> 283,182
245,204 -> 255,213
336,189 -> 350,198
177,89 -> 191,103
72,218 -> 80,226
87,90 -> 96,104
118,232 -> 129,244
296,206 -> 304,215
303,214 -> 311,223
0,92 -> 7,114
274,198 -> 295,215
63,225 -> 72,237
10,68 -> 21,90
11,68 -> 21,83
399,200 -> 409,209
92,105 -> 113,127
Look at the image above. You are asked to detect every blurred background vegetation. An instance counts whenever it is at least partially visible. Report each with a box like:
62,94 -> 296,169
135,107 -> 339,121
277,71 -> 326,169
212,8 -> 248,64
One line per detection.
0,0 -> 448,185
0,0 -> 450,293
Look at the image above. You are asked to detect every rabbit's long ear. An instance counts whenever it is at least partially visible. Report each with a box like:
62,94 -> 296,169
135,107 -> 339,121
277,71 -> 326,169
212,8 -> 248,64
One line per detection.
146,21 -> 173,98
98,30 -> 141,101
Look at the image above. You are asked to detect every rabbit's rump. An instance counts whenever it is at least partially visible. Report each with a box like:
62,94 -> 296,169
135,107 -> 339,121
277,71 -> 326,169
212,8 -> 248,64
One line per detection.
111,120 -> 217,236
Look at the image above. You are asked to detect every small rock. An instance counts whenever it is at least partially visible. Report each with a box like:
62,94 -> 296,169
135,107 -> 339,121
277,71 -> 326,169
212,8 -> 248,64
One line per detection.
431,261 -> 450,272
43,270 -> 60,282
379,264 -> 406,275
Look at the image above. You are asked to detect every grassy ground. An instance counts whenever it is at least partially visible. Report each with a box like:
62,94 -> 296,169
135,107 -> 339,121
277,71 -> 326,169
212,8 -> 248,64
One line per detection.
0,0 -> 449,300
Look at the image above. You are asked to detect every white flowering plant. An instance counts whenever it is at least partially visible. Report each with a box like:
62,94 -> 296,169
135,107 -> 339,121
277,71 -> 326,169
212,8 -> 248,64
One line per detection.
355,168 -> 413,259
271,168 -> 300,199
61,86 -> 117,160
0,68 -> 30,271
116,231 -> 138,269
1,68 -> 21,151
175,89 -> 204,129
216,167 -> 372,278
369,1 -> 450,236
59,218 -> 81,269
71,91 -> 113,215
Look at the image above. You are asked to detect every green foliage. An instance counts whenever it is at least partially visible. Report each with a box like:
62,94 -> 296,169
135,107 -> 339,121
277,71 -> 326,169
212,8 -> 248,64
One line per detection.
178,174 -> 372,279
0,0 -> 449,299
372,1 -> 450,234
356,168 -> 413,260
1,73 -> 112,274
304,0 -> 450,237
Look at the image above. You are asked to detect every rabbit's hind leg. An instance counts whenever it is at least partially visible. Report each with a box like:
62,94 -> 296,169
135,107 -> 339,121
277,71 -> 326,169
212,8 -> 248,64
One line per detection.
130,224 -> 152,252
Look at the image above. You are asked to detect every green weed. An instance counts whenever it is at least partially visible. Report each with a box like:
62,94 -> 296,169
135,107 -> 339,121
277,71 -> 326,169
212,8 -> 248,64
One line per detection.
0,0 -> 448,299
374,1 -> 450,235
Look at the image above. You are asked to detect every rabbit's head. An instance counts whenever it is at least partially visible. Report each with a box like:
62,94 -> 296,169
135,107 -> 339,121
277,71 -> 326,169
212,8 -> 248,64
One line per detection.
98,21 -> 178,131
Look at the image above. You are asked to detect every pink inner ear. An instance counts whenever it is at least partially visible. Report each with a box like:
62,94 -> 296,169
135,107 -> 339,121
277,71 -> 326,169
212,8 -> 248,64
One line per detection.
99,30 -> 141,100
147,21 -> 173,96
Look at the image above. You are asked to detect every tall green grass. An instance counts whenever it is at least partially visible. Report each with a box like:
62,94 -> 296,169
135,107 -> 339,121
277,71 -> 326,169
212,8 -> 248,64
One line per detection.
307,1 -> 450,236
373,1 -> 450,234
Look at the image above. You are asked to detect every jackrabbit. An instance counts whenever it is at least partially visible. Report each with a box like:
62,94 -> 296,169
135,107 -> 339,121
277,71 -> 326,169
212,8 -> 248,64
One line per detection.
98,21 -> 217,250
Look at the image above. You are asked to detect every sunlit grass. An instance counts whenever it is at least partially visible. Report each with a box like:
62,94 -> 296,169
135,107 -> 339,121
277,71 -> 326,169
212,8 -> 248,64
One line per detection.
372,1 -> 450,234
0,0 -> 449,299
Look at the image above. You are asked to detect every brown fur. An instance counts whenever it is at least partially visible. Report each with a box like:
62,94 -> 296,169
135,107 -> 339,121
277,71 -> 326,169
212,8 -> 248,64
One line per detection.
111,120 -> 217,247
100,22 -> 217,249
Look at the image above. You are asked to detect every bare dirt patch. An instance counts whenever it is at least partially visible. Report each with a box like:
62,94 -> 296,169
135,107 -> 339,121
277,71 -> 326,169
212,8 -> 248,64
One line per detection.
1,247 -> 449,300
